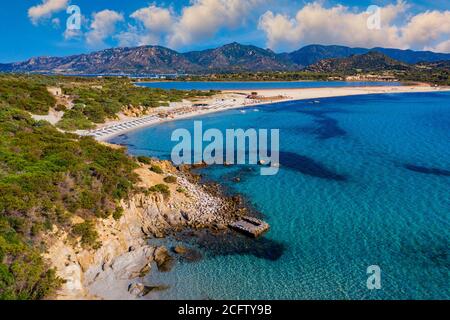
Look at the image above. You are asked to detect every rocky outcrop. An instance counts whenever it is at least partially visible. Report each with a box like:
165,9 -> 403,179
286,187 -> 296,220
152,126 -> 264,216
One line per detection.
45,160 -> 242,300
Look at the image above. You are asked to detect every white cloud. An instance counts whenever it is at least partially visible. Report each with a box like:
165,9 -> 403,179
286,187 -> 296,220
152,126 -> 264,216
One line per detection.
426,40 -> 450,53
131,5 -> 174,34
86,10 -> 124,47
168,0 -> 263,48
258,1 -> 450,52
28,0 -> 69,25
400,10 -> 450,50
120,0 -> 264,48
116,5 -> 174,47
115,25 -> 160,47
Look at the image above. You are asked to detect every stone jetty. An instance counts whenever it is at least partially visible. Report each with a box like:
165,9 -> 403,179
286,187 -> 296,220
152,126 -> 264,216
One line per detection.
229,217 -> 270,238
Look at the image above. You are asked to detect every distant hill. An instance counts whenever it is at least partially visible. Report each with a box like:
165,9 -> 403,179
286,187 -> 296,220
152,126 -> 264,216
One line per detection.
306,51 -> 411,73
415,60 -> 450,71
287,45 -> 368,67
0,46 -> 202,74
184,42 -> 296,72
1,43 -> 449,75
288,45 -> 450,66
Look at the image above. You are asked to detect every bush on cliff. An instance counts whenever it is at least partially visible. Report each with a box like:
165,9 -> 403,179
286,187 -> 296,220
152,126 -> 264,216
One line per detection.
164,176 -> 177,184
150,165 -> 164,174
0,103 -> 138,299
72,220 -> 101,249
149,184 -> 171,198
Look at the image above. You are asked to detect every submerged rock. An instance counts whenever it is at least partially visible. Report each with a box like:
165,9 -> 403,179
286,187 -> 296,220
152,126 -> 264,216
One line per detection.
153,246 -> 175,272
172,245 -> 203,263
173,245 -> 188,255
182,248 -> 203,263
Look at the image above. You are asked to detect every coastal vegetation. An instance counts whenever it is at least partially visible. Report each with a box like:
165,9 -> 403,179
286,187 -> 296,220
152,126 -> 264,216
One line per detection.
0,74 -> 217,131
0,76 -> 56,114
148,184 -> 171,198
0,57 -> 448,299
71,220 -> 101,249
0,101 -> 138,299
59,77 -> 216,126
164,176 -> 178,184
150,165 -> 164,174
177,71 -> 334,82
177,68 -> 449,86
0,74 -> 220,299
174,52 -> 450,86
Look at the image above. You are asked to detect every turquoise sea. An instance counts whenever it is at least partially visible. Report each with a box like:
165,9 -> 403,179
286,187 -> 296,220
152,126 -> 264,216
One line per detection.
136,81 -> 401,91
110,92 -> 450,300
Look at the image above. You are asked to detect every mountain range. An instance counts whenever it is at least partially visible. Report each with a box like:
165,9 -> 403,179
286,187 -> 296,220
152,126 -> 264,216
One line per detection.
306,51 -> 411,73
1,42 -> 450,74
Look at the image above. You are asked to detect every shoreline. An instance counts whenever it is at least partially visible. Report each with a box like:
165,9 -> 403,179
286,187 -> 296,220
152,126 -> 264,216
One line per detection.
50,84 -> 450,300
46,159 -> 256,300
78,84 -> 450,142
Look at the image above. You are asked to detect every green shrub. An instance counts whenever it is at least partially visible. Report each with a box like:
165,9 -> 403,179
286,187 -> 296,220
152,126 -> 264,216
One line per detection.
57,107 -> 94,131
0,102 -> 138,298
112,207 -> 124,221
54,104 -> 67,112
72,220 -> 100,249
137,156 -> 152,165
163,176 -> 177,184
0,77 -> 56,115
150,165 -> 164,174
0,219 -> 62,300
149,184 -> 170,198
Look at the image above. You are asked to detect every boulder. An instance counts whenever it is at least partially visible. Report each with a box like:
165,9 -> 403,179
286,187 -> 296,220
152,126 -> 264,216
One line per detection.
173,245 -> 187,255
153,247 -> 175,272
141,285 -> 170,297
128,282 -> 145,296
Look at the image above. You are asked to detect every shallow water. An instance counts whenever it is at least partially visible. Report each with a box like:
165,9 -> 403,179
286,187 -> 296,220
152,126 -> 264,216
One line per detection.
110,92 -> 450,300
136,81 -> 401,91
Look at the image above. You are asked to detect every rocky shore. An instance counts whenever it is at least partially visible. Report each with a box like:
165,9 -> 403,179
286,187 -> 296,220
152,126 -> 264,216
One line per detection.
45,159 -> 249,300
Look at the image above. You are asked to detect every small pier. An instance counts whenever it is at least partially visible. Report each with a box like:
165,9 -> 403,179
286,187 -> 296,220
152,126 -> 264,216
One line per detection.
229,217 -> 270,238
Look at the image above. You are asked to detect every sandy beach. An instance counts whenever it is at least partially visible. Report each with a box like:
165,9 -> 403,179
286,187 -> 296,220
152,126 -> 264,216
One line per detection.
79,84 -> 450,141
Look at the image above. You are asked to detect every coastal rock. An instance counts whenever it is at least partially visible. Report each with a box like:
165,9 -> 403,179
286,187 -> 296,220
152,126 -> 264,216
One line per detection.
173,245 -> 188,255
128,282 -> 145,296
153,246 -> 175,272
139,264 -> 151,277
109,245 -> 155,280
46,159 -> 247,299
181,248 -> 203,263
143,285 -> 170,295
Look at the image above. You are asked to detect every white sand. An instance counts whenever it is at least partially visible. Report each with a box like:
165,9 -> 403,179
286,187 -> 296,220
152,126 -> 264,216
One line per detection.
78,85 -> 450,141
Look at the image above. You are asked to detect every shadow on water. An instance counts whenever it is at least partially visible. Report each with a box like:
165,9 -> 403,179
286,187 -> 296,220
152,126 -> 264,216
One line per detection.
294,106 -> 349,140
280,151 -> 347,181
176,230 -> 286,262
399,234 -> 450,268
403,164 -> 450,177
299,117 -> 347,140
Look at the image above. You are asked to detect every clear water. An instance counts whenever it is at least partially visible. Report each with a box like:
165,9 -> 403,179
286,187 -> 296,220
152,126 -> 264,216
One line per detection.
110,92 -> 450,300
136,81 -> 401,91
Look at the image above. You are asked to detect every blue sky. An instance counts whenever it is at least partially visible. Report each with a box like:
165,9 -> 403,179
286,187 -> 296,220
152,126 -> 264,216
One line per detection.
1,0 -> 449,62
